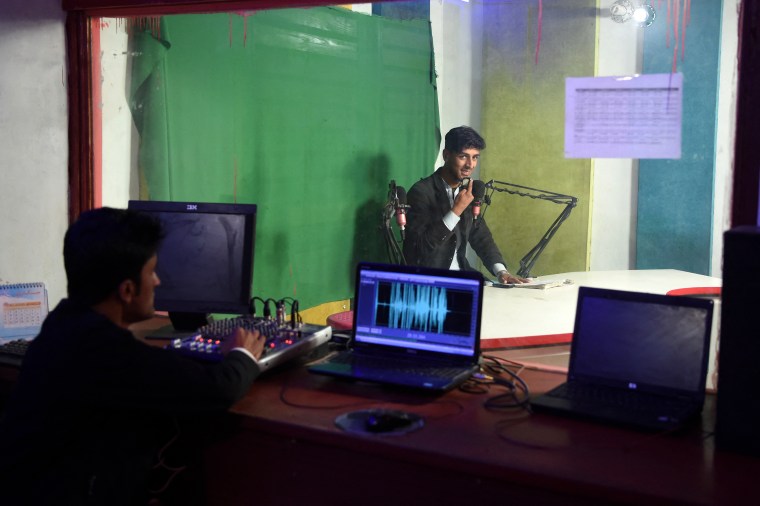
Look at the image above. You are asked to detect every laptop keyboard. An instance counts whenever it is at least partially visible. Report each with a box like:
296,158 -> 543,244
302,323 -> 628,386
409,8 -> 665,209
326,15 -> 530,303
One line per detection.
550,382 -> 691,413
330,352 -> 468,379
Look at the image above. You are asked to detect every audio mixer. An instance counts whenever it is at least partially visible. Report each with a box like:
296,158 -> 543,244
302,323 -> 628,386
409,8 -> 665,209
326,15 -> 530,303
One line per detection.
167,316 -> 332,371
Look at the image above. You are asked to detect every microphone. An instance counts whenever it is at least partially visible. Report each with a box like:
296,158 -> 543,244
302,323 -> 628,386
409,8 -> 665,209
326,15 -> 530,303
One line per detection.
394,186 -> 408,236
472,180 -> 486,220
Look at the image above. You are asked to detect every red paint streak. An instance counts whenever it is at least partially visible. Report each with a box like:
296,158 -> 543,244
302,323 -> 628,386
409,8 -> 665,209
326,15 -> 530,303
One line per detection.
229,11 -> 257,47
659,0 -> 690,70
681,0 -> 691,61
118,16 -> 161,38
244,14 -> 249,47
673,0 -> 680,73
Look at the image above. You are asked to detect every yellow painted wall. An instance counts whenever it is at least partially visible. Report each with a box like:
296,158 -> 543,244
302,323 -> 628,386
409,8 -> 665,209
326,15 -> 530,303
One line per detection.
480,0 -> 595,277
300,299 -> 351,325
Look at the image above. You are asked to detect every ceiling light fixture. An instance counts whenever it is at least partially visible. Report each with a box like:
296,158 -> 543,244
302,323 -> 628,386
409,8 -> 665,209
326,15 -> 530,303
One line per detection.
610,0 -> 656,28
632,2 -> 656,27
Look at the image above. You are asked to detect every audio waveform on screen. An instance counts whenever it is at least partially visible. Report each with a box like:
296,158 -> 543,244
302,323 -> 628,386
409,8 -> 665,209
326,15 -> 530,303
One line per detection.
381,282 -> 449,334
373,281 -> 475,336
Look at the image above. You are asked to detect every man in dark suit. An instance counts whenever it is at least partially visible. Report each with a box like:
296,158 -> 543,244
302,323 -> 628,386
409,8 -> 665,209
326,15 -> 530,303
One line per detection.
0,207 -> 265,505
403,126 -> 527,284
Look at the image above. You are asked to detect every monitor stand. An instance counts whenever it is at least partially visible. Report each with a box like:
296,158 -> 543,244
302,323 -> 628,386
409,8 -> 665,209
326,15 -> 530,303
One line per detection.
144,311 -> 209,340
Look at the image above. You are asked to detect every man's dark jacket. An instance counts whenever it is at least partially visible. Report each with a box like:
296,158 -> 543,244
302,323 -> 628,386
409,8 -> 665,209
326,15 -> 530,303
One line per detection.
403,168 -> 507,274
0,299 -> 260,505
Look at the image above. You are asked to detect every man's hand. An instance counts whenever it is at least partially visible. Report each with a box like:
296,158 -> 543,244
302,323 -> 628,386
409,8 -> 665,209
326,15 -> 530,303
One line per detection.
498,270 -> 529,284
223,327 -> 266,360
452,185 -> 475,216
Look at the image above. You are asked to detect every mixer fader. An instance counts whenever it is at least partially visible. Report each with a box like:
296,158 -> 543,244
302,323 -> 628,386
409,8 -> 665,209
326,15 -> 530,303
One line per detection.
168,316 -> 332,371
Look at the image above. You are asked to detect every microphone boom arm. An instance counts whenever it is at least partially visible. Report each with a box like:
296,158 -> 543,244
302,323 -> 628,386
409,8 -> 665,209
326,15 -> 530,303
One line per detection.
484,180 -> 578,278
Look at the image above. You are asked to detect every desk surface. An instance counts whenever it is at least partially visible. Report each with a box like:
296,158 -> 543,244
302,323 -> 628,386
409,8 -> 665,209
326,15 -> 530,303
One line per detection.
2,321 -> 755,505
198,347 -> 757,506
482,269 -> 722,347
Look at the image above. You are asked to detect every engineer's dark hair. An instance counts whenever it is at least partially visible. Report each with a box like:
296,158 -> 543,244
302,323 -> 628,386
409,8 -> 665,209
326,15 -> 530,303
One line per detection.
444,126 -> 486,153
64,207 -> 163,305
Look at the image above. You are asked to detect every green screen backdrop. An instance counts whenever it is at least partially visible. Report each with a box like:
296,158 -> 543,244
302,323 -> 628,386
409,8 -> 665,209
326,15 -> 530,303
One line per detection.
129,7 -> 440,309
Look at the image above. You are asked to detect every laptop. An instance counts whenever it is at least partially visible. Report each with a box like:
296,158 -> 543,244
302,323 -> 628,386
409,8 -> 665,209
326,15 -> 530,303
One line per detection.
530,286 -> 715,431
308,262 -> 484,391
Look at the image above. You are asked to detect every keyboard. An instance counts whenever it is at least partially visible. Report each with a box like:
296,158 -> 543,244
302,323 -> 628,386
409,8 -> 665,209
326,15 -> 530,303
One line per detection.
549,382 -> 692,414
0,339 -> 31,367
167,317 -> 332,372
327,352 -> 467,379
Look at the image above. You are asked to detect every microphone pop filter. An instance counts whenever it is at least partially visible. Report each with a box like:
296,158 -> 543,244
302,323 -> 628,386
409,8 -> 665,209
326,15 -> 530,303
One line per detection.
471,180 -> 486,199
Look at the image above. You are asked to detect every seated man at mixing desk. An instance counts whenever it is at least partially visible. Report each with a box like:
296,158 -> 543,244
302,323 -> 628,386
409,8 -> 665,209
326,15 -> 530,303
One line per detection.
0,207 -> 265,505
403,125 -> 527,284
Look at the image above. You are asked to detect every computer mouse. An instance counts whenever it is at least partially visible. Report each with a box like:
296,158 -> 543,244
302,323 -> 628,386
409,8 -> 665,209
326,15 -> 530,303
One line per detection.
364,410 -> 417,433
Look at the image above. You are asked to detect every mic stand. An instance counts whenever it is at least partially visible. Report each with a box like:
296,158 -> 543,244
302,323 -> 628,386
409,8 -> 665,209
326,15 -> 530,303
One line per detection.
381,180 -> 407,265
484,180 -> 578,278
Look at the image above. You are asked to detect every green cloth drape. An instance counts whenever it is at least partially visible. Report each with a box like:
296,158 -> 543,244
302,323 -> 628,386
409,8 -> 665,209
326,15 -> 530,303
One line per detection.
130,7 -> 440,309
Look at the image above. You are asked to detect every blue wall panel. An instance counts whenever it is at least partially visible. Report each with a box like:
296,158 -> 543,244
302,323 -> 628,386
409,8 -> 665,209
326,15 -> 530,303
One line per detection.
636,0 -> 723,274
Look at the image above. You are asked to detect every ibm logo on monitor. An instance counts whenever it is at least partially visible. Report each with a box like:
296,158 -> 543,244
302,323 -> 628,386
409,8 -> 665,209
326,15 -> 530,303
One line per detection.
186,204 -> 198,211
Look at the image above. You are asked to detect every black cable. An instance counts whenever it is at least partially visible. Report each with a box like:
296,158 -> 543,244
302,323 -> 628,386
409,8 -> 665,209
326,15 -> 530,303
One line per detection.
248,296 -> 303,328
473,355 -> 532,410
278,376 -> 466,419
148,417 -> 187,495
290,299 -> 300,328
249,296 -> 267,317
262,298 -> 278,318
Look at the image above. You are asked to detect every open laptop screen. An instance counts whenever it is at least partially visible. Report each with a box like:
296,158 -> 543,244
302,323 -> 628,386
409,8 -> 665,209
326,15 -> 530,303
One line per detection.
570,288 -> 713,394
353,265 -> 482,358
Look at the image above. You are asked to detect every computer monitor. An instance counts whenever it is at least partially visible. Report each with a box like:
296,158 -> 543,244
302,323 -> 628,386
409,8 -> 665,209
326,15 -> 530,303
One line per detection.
128,200 -> 257,335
